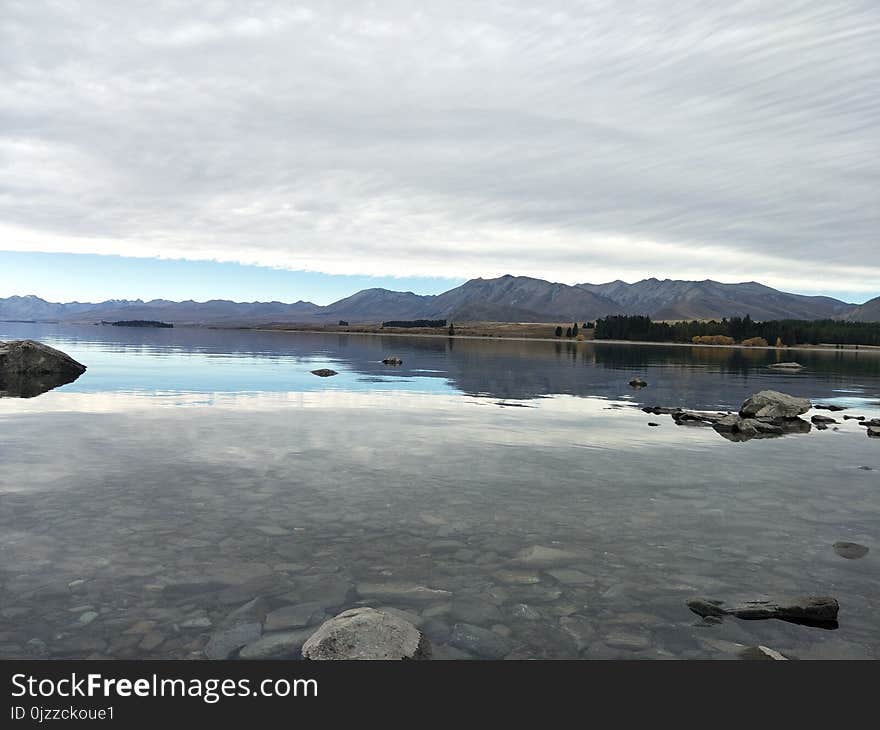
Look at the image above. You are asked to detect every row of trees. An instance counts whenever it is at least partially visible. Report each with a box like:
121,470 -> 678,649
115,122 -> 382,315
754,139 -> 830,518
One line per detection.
555,322 -> 595,337
593,315 -> 880,346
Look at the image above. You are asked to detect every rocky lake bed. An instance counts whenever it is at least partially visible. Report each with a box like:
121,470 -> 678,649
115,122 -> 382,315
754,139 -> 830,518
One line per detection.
1,324 -> 878,660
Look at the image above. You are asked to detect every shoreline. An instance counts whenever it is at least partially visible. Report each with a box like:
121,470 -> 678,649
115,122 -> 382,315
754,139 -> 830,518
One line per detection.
248,326 -> 880,354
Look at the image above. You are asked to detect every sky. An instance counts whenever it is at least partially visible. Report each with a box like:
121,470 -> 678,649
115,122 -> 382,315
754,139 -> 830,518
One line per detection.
1,1 -> 878,304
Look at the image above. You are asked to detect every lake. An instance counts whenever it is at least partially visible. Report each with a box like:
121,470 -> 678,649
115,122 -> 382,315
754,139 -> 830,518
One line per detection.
1,323 -> 879,659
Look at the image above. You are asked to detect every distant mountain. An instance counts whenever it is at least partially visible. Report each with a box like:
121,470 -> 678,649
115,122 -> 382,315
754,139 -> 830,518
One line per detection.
842,295 -> 880,322
0,275 -> 863,326
314,288 -> 434,323
422,275 -> 623,322
0,296 -> 321,326
577,278 -> 856,321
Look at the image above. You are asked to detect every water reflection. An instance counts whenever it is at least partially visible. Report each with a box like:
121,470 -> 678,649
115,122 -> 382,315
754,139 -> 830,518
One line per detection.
1,324 -> 879,660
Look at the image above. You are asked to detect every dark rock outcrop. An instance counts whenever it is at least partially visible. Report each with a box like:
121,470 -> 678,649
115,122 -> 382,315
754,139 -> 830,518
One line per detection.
310,369 -> 338,377
0,339 -> 86,397
382,357 -> 404,365
687,596 -> 839,628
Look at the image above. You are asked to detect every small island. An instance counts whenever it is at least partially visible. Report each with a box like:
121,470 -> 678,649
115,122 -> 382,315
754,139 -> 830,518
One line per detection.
106,320 -> 174,328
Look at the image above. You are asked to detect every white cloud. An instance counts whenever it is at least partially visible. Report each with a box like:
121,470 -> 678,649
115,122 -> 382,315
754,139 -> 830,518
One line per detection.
1,1 -> 878,295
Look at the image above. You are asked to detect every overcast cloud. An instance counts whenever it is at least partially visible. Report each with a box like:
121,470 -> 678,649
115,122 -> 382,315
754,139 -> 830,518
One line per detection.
1,1 -> 878,295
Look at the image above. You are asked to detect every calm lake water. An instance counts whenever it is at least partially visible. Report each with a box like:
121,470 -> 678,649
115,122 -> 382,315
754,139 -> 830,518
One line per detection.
1,323 -> 879,660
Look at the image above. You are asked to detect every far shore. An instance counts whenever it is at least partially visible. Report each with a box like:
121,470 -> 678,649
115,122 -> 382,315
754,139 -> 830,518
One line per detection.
246,324 -> 880,355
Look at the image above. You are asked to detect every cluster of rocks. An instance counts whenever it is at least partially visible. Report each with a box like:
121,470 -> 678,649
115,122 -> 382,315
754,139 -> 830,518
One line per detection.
0,339 -> 86,398
644,389 -> 880,441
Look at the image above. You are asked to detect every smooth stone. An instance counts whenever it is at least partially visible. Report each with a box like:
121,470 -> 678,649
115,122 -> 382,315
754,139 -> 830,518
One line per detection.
493,570 -> 542,585
204,622 -> 262,660
559,616 -> 596,650
545,568 -> 594,586
449,598 -> 503,625
239,629 -> 315,660
510,604 -> 542,621
224,597 -> 271,627
77,611 -> 98,625
264,602 -> 326,631
449,623 -> 513,659
833,541 -> 869,560
356,582 -> 452,604
180,616 -> 213,629
302,608 -> 431,660
514,545 -> 579,566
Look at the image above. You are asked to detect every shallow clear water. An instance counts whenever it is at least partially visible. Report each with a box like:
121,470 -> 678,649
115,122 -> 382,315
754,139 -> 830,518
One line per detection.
1,323 -> 879,659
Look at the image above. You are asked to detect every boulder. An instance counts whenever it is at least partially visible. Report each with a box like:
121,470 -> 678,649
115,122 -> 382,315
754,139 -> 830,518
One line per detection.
628,377 -> 647,388
687,596 -> 838,627
382,357 -> 404,365
301,607 -> 431,660
739,390 -> 811,419
868,426 -> 880,439
310,369 -> 338,377
0,340 -> 86,397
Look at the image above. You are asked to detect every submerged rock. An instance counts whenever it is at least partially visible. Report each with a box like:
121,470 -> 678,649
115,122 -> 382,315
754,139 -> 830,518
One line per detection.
239,629 -> 315,660
382,357 -> 404,365
628,377 -> 648,388
356,582 -> 452,604
739,390 -> 811,419
767,362 -> 804,370
301,607 -> 431,660
204,622 -> 262,659
833,542 -> 869,560
310,369 -> 338,377
449,622 -> 513,659
686,596 -> 838,627
868,426 -> 880,439
0,339 -> 86,397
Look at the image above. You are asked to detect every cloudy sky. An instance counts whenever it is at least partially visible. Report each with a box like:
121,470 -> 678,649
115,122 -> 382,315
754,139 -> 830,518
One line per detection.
1,1 -> 878,303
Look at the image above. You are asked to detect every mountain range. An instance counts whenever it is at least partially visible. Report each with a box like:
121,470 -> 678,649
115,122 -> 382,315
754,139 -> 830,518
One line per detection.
1,275 -> 877,325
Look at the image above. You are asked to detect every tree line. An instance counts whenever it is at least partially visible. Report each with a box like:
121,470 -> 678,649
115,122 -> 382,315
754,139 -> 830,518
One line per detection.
592,315 -> 880,346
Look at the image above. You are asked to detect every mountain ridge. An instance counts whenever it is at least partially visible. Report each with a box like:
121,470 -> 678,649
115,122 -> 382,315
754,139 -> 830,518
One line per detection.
0,275 -> 870,325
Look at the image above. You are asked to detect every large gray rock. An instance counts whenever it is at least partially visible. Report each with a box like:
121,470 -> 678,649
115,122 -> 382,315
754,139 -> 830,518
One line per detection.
0,340 -> 86,398
739,390 -> 811,419
301,607 -> 431,660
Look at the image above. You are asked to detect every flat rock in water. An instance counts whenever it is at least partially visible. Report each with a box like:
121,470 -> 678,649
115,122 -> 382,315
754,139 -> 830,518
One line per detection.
739,390 -> 811,419
811,415 -> 838,424
310,369 -> 337,377
686,596 -> 838,627
449,622 -> 513,659
833,542 -> 869,560
515,545 -> 579,566
629,378 -> 647,387
239,629 -> 316,660
868,426 -> 880,438
356,582 -> 452,604
767,362 -> 804,370
204,622 -> 262,659
264,602 -> 326,631
301,607 -> 431,660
